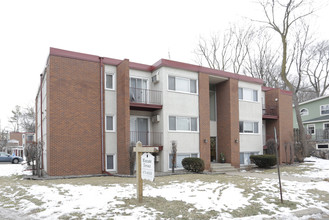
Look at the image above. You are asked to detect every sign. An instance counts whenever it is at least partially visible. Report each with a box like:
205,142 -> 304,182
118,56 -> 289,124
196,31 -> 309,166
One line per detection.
141,153 -> 154,181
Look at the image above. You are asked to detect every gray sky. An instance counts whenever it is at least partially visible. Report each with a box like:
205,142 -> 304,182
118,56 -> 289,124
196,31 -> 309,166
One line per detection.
1,0 -> 328,130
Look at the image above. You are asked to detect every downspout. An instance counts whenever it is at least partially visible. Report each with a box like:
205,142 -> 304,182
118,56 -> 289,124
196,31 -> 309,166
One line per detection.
99,57 -> 112,176
40,73 -> 44,171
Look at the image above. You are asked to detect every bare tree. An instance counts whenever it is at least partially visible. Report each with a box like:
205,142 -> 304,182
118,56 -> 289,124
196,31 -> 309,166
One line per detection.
304,40 -> 329,97
20,106 -> 35,133
9,105 -> 22,132
243,29 -> 282,87
257,0 -> 315,156
195,24 -> 254,74
0,129 -> 9,152
25,141 -> 43,177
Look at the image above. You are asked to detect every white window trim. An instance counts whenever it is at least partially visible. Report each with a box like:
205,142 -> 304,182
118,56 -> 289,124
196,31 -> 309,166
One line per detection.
105,72 -> 116,90
300,108 -> 309,116
105,115 -> 116,132
168,153 -> 199,170
168,115 -> 199,132
324,123 -> 329,130
239,121 -> 259,134
320,104 -> 329,116
168,75 -> 198,94
316,143 -> 329,150
106,154 -> 116,171
307,124 -> 315,135
238,87 -> 259,103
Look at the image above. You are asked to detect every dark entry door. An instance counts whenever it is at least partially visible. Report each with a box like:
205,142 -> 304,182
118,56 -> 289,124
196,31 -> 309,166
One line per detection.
210,137 -> 216,162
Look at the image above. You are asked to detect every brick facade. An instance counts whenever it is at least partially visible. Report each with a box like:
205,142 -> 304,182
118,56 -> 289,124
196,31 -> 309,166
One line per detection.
216,79 -> 240,168
265,89 -> 294,163
47,55 -> 102,176
116,59 -> 131,174
198,72 -> 210,170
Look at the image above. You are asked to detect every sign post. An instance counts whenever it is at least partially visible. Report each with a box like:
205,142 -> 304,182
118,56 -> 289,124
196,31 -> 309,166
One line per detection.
133,141 -> 158,203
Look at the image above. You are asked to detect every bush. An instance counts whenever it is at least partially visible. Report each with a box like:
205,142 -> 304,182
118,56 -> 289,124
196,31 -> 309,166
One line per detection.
250,155 -> 277,168
182,157 -> 205,173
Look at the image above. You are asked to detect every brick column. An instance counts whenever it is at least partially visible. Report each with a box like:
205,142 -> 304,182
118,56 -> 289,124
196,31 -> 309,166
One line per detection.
116,59 -> 131,174
216,79 -> 240,168
198,72 -> 210,170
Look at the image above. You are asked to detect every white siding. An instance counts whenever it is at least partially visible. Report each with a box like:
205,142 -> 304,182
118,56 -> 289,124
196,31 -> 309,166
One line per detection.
104,65 -> 117,170
238,81 -> 263,154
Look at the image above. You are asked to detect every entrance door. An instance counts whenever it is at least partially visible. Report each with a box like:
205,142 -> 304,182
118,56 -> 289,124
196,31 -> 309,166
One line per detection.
210,137 -> 216,162
130,78 -> 147,103
130,117 -> 149,146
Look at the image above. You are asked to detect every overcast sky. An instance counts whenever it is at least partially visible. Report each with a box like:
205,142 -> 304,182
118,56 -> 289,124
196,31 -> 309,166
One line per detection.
1,0 -> 328,130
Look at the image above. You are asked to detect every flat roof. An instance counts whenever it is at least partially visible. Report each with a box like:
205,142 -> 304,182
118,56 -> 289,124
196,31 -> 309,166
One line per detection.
49,47 -> 264,85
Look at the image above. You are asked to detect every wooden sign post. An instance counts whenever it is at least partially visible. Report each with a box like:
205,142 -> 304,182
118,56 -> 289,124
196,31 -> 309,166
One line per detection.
133,141 -> 158,203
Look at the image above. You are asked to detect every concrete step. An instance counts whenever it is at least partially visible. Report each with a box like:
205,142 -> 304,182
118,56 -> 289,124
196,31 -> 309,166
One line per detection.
210,163 -> 238,173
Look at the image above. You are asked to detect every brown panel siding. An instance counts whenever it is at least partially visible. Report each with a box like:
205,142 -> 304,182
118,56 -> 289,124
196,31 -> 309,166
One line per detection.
198,73 -> 210,170
116,59 -> 130,175
48,55 -> 102,176
216,79 -> 240,168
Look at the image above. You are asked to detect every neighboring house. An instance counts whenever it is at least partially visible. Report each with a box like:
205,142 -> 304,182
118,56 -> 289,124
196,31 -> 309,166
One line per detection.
7,132 -> 35,157
293,95 -> 329,150
35,48 -> 293,176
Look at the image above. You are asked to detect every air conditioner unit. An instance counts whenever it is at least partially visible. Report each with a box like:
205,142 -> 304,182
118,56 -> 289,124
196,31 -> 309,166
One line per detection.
151,115 -> 160,123
152,71 -> 160,83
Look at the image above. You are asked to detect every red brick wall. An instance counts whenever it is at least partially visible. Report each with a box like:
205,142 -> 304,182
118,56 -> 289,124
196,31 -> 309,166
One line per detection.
198,72 -> 210,170
116,59 -> 131,174
9,132 -> 22,145
47,55 -> 102,176
265,89 -> 293,163
216,79 -> 240,168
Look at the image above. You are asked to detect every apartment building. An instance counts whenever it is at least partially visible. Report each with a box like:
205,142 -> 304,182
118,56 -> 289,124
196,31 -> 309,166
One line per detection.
35,48 -> 293,176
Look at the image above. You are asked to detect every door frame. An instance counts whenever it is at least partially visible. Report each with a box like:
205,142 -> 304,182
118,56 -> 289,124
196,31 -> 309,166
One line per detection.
130,115 -> 151,146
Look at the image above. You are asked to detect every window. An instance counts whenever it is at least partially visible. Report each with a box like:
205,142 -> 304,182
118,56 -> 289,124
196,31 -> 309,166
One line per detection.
320,104 -> 329,115
106,154 -> 115,170
27,135 -> 33,141
307,124 -> 315,135
106,73 -> 115,90
168,76 -> 197,94
169,116 -> 198,131
106,115 -> 115,131
300,108 -> 309,116
238,87 -> 258,102
209,91 -> 216,121
169,153 -> 198,169
239,121 -> 259,134
316,143 -> 328,150
324,123 -> 329,130
240,152 -> 259,165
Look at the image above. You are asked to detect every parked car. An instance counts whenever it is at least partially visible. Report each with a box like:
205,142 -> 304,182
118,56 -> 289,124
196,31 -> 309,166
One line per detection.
0,152 -> 23,164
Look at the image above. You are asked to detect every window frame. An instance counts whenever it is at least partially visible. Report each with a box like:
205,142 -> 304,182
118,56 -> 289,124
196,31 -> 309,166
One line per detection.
324,123 -> 329,130
106,154 -> 116,171
320,104 -> 329,115
169,116 -> 199,132
300,108 -> 309,116
239,121 -> 259,134
105,115 -> 115,132
105,72 -> 116,90
307,124 -> 315,135
316,143 -> 329,150
238,87 -> 258,102
168,75 -> 198,94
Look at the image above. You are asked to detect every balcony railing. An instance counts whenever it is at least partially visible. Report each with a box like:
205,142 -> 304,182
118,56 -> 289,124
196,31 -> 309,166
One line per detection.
129,87 -> 162,105
130,131 -> 162,147
262,105 -> 278,119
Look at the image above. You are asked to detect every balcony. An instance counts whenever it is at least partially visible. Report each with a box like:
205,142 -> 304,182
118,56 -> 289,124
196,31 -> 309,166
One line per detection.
262,105 -> 278,120
130,87 -> 162,111
130,131 -> 163,150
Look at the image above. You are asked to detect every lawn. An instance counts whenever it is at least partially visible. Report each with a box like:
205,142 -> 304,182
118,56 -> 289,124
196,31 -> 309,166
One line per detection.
0,157 -> 329,219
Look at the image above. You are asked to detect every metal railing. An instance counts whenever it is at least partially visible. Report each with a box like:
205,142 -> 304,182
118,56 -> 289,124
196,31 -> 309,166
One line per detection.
294,128 -> 329,142
262,105 -> 278,116
129,87 -> 162,105
130,131 -> 162,146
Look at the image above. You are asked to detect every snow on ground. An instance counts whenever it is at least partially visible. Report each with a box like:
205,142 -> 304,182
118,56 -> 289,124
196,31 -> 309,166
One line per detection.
1,157 -> 329,219
0,163 -> 30,177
